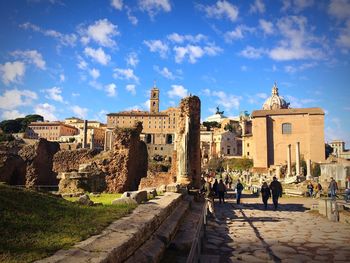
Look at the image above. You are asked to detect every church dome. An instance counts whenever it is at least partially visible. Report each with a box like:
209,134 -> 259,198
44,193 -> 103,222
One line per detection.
262,83 -> 290,110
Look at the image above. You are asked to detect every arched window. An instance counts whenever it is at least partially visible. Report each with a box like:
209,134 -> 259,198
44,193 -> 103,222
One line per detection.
282,123 -> 292,134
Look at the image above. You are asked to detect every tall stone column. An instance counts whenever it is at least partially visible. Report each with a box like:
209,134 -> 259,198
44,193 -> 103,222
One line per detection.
287,144 -> 291,177
306,159 -> 312,179
104,130 -> 108,151
82,120 -> 88,148
90,129 -> 95,150
295,142 -> 300,176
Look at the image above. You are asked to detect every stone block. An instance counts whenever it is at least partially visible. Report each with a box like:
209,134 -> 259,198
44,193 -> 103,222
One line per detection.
157,185 -> 166,193
339,211 -> 350,224
143,188 -> 157,198
122,190 -> 148,204
111,197 -> 138,205
166,183 -> 180,193
77,194 -> 94,206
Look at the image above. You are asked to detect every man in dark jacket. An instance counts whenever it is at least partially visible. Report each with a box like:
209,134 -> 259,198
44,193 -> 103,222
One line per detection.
269,176 -> 283,210
236,179 -> 244,204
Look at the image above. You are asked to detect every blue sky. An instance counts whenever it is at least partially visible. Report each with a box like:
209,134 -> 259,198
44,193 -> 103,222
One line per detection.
0,0 -> 349,145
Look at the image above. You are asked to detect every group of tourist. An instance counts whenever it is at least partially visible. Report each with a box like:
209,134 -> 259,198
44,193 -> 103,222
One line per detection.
306,177 -> 350,201
260,177 -> 283,210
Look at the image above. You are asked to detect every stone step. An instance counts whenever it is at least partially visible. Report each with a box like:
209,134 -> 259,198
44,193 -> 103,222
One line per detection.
36,192 -> 183,263
125,197 -> 192,263
161,199 -> 205,263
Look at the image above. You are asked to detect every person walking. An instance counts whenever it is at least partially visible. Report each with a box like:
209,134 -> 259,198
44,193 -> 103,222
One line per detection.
269,176 -> 283,210
213,178 -> 218,198
307,182 -> 314,197
261,181 -> 271,209
236,179 -> 244,204
328,177 -> 338,200
202,176 -> 217,220
217,179 -> 226,204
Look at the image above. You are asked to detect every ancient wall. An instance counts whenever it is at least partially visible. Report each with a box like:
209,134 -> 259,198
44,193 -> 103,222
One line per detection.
104,122 -> 148,192
0,139 -> 60,187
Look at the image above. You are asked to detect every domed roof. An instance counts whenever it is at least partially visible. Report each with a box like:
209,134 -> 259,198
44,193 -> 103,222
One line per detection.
262,83 -> 290,110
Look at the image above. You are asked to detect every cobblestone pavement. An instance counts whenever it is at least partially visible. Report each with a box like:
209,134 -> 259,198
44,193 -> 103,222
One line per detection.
201,192 -> 350,263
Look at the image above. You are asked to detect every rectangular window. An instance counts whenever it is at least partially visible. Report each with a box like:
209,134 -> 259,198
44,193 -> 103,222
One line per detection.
282,123 -> 292,134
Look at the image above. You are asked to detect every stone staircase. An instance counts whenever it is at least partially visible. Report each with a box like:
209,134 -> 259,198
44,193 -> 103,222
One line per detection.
37,191 -> 206,263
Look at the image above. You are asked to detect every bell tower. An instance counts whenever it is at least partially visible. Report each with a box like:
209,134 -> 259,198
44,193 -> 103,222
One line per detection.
150,81 -> 159,113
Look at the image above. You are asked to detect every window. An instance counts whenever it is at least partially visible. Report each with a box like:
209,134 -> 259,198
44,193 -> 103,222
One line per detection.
282,123 -> 292,134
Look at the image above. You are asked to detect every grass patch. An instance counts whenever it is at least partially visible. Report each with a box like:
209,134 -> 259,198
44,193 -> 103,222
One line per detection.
64,193 -> 122,205
0,184 -> 136,263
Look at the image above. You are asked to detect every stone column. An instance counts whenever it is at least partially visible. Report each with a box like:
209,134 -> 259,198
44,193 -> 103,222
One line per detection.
82,120 -> 88,148
287,144 -> 291,177
90,129 -> 95,150
104,130 -> 108,151
295,142 -> 300,176
306,159 -> 312,179
109,131 -> 113,151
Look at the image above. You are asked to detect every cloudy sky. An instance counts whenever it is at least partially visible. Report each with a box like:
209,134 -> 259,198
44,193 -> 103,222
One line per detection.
0,0 -> 349,144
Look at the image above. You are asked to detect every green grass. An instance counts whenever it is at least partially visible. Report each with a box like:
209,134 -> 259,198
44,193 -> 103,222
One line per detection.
64,193 -> 122,205
0,184 -> 136,263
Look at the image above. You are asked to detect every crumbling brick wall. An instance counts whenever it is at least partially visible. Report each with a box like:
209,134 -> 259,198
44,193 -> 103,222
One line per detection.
105,122 -> 148,192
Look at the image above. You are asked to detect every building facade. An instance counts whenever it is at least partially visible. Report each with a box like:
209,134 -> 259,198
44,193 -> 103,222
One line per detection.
330,140 -> 350,160
248,83 -> 325,172
106,84 -> 179,158
27,121 -> 78,141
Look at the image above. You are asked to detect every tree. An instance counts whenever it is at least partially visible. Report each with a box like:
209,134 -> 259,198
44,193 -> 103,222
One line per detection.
208,157 -> 224,172
0,114 -> 44,134
223,158 -> 253,171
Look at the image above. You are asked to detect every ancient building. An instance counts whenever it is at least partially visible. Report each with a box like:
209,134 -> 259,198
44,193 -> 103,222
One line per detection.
330,140 -> 350,160
106,83 -> 179,159
248,83 -> 325,176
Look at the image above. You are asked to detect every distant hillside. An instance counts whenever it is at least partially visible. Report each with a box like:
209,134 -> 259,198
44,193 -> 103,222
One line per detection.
0,184 -> 135,263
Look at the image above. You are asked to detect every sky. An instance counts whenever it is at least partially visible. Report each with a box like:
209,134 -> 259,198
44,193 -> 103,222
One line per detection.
0,0 -> 349,145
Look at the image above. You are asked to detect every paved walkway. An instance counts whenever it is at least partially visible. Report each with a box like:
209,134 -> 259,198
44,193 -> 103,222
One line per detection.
201,192 -> 350,263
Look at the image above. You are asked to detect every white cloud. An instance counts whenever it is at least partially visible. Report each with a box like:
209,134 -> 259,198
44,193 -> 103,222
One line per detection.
224,25 -> 255,42
329,0 -> 350,20
113,67 -> 139,83
139,0 -> 171,18
167,33 -> 207,44
34,103 -> 57,121
89,80 -> 103,90
143,100 -> 151,111
153,65 -> 175,79
281,0 -> 314,12
1,110 -> 25,120
144,39 -> 169,58
111,0 -> 123,10
257,93 -> 268,99
43,87 -> 64,102
0,61 -> 26,85
174,44 -> 222,63
212,91 -> 241,111
84,47 -> 111,65
11,50 -> 46,70
126,84 -> 136,95
250,0 -> 265,13
268,16 -> 324,61
89,68 -> 100,79
126,6 -> 138,25
0,89 -> 37,110
284,62 -> 317,73
70,105 -> 88,119
77,56 -> 88,70
167,85 -> 188,98
59,74 -> 65,82
94,109 -> 108,123
202,88 -> 212,96
81,19 -> 119,47
239,46 -> 266,59
126,52 -> 139,67
259,19 -> 274,35
197,1 -> 239,22
285,95 -> 316,108
20,22 -> 77,47
105,83 -> 117,97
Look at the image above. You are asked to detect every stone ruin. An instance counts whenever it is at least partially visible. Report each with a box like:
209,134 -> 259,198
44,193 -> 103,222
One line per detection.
0,139 -> 60,187
139,95 -> 201,189
53,122 -> 148,193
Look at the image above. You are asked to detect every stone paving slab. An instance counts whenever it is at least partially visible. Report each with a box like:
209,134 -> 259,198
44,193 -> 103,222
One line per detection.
201,195 -> 350,262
